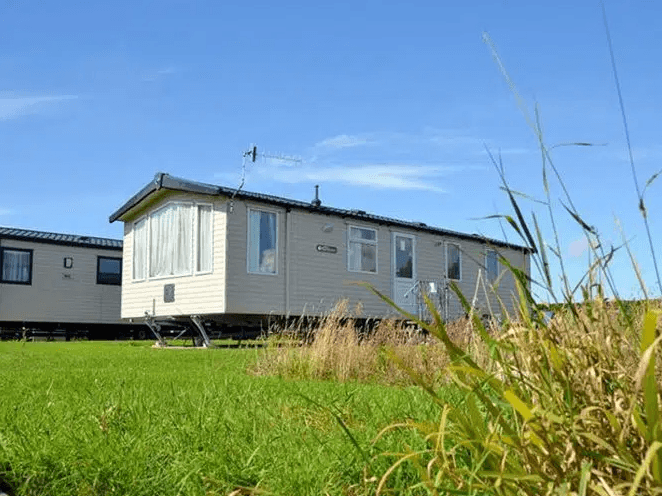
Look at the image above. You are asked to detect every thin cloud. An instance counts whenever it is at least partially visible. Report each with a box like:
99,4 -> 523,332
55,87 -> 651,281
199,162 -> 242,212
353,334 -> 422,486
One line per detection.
314,134 -> 375,150
477,147 -> 530,156
313,129 -> 510,155
569,236 -> 589,258
254,163 -> 469,192
429,134 -> 485,147
0,95 -> 78,120
0,208 -> 12,216
141,66 -> 178,82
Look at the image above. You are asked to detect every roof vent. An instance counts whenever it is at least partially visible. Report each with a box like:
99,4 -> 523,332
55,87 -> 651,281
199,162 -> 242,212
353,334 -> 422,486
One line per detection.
311,185 -> 321,207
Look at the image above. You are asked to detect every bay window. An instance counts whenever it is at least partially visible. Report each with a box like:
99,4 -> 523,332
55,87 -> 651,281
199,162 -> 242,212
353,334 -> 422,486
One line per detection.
132,202 -> 213,281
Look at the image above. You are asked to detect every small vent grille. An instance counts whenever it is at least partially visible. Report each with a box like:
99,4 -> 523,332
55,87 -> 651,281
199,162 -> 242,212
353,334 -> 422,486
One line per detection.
164,284 -> 175,303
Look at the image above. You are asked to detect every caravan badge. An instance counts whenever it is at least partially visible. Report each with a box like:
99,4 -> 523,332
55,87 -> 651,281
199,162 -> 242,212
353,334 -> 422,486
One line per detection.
316,244 -> 338,254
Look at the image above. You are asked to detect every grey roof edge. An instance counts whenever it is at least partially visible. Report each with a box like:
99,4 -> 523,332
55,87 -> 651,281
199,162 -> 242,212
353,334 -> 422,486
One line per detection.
0,227 -> 123,250
109,172 -> 533,254
108,172 -> 220,223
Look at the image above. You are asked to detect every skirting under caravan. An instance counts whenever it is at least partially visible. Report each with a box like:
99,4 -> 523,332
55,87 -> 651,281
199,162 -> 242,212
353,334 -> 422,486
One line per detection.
109,173 -> 532,341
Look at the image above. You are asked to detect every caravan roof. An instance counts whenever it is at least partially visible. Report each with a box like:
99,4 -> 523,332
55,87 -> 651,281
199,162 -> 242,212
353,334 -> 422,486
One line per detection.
109,172 -> 531,253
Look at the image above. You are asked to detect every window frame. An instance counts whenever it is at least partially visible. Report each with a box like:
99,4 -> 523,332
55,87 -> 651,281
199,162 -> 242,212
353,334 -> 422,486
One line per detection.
247,206 -> 279,276
131,200 -> 214,282
393,232 -> 415,280
132,215 -> 148,281
486,249 -> 499,283
195,203 -> 214,274
96,256 -> 122,286
347,224 -> 378,274
446,242 -> 462,281
0,247 -> 33,285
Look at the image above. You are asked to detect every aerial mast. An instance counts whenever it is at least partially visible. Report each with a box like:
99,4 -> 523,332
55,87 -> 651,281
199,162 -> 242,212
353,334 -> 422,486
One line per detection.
229,144 -> 302,212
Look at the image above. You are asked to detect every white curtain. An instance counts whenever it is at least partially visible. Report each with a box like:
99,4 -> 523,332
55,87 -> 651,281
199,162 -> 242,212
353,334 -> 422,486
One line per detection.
197,205 -> 212,272
150,206 -> 168,277
175,205 -> 193,275
133,218 -> 147,279
2,249 -> 31,282
150,203 -> 192,277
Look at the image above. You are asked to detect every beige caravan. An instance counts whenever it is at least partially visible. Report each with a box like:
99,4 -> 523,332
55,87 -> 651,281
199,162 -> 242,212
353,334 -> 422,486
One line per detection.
109,173 -> 531,334
0,227 -> 138,339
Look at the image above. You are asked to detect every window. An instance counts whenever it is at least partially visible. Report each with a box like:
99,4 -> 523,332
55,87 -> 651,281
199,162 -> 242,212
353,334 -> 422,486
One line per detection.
197,205 -> 213,272
248,209 -> 278,274
486,250 -> 498,283
131,201 -> 213,281
395,235 -> 413,279
133,217 -> 147,280
0,248 -> 32,284
446,243 -> 461,280
348,226 -> 377,273
149,203 -> 193,277
97,256 -> 122,285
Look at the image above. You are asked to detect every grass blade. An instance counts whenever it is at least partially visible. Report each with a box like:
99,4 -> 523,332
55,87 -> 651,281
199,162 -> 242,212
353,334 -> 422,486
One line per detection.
640,310 -> 662,482
532,212 -> 552,290
503,390 -> 533,422
561,201 -> 596,234
628,441 -> 662,496
601,1 -> 662,295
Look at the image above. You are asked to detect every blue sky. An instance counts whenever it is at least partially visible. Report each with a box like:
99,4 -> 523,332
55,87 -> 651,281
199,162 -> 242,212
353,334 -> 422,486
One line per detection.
2,1 -> 661,301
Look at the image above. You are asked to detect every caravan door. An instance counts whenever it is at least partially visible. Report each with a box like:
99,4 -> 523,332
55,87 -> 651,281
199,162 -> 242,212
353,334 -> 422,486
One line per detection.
392,233 -> 417,315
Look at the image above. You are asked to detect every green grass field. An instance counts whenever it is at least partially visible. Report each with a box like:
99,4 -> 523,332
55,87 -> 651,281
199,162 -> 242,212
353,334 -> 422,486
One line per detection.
0,340 -> 445,495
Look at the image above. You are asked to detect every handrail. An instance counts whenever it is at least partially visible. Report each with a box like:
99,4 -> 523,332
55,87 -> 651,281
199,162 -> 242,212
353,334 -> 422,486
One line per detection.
400,278 -> 449,321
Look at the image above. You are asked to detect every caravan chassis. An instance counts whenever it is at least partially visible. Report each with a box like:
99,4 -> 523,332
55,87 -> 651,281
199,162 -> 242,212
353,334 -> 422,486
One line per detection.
0,321 -> 145,341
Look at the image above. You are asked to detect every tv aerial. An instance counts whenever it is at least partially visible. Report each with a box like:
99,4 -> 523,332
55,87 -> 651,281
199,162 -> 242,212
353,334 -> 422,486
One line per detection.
229,144 -> 302,211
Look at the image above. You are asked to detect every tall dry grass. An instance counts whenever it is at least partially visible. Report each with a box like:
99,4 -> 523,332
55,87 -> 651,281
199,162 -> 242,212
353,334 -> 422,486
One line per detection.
252,300 -> 474,388
363,282 -> 662,495
361,27 -> 662,496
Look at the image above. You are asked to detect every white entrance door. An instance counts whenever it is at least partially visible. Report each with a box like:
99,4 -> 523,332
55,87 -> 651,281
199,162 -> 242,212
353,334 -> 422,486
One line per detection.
392,233 -> 417,315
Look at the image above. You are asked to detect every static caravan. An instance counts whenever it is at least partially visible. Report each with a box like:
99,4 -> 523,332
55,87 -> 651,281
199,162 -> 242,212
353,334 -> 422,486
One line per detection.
109,173 -> 531,340
0,227 -> 140,339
